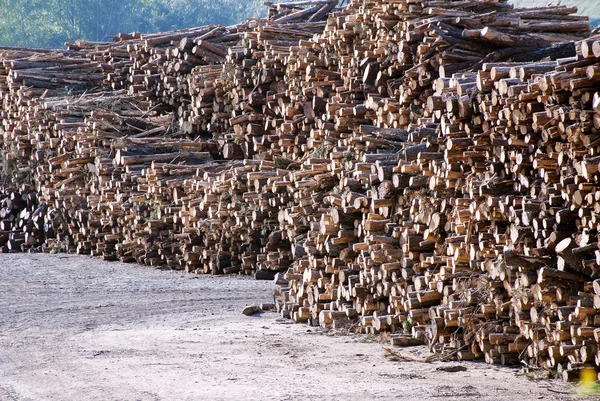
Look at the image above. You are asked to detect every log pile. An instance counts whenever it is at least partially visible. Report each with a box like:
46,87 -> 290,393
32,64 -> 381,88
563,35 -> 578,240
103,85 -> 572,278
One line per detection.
4,0 -> 600,380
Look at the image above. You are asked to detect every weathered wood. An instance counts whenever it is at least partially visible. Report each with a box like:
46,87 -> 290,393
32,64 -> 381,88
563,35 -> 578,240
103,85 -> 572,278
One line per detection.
1,0 -> 600,380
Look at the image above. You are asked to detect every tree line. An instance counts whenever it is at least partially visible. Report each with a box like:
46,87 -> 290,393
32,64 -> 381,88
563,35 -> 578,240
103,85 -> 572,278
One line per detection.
0,0 -> 268,49
2,1 -> 596,51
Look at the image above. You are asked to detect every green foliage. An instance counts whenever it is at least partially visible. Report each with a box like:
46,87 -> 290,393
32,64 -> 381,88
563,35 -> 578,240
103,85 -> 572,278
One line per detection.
402,320 -> 414,335
0,0 -> 272,49
0,158 -> 18,187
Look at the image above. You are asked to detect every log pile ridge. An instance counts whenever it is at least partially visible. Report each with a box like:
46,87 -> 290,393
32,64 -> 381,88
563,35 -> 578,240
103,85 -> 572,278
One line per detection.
3,0 -> 600,379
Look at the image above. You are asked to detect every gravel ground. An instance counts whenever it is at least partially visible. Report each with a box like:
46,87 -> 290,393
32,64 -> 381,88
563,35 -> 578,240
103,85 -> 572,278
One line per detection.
0,253 -> 588,400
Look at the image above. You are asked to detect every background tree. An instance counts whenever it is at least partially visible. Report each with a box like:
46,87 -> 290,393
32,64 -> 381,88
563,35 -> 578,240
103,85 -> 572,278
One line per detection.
0,0 -> 272,49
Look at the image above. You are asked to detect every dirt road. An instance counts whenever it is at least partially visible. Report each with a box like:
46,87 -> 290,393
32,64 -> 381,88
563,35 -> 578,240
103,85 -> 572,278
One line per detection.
0,254 -> 585,400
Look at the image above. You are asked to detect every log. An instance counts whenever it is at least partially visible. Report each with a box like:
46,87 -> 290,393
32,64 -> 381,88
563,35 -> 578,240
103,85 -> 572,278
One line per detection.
1,0 -> 600,379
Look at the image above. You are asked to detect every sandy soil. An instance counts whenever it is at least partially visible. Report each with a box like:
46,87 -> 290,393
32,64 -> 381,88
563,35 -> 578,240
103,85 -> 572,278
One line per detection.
0,254 -> 589,400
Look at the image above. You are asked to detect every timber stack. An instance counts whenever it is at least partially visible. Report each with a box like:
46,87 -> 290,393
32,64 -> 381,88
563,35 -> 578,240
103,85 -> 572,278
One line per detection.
3,0 -> 600,379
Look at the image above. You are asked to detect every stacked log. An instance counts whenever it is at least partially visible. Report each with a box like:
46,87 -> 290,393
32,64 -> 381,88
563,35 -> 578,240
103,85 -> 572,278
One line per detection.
4,0 -> 600,380
251,0 -> 600,379
0,2 -> 338,273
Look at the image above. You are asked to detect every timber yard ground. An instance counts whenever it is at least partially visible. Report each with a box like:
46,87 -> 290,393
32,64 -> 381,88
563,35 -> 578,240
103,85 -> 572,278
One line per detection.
0,253 -> 593,401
